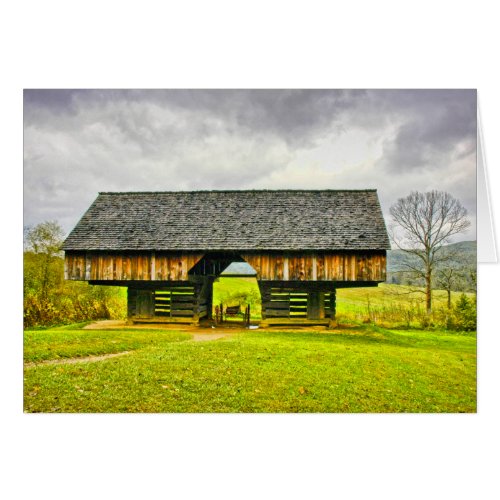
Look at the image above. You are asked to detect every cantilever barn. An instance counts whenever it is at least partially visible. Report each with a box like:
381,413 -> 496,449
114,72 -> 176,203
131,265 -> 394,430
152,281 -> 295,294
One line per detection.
62,190 -> 390,326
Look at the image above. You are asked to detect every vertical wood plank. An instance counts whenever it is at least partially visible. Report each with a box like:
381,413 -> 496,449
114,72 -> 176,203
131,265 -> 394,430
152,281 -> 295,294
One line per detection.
323,253 -> 328,280
283,256 -> 289,281
151,252 -> 156,280
316,254 -> 324,281
115,255 -> 122,281
85,253 -> 91,280
181,255 -> 187,280
275,254 -> 283,280
157,255 -> 164,280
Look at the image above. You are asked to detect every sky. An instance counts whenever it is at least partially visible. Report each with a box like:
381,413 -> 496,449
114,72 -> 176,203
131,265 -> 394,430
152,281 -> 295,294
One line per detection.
23,89 -> 477,242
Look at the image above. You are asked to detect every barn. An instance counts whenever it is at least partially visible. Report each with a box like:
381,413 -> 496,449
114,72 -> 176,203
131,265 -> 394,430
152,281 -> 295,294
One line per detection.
62,189 -> 390,326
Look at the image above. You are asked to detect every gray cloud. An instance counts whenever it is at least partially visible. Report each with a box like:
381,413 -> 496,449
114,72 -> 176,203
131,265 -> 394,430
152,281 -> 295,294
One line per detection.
373,90 -> 476,172
25,89 -> 369,146
23,89 -> 477,241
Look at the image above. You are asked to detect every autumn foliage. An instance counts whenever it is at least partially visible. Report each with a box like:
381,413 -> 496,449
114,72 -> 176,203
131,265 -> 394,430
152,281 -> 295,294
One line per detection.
24,222 -> 126,328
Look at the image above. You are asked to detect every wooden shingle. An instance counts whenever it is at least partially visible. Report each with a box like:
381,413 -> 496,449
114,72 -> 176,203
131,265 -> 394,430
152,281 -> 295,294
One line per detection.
62,190 -> 390,251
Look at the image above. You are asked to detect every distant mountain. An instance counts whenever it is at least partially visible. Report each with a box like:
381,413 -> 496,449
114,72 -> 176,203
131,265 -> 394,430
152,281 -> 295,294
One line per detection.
387,240 -> 476,272
221,262 -> 257,276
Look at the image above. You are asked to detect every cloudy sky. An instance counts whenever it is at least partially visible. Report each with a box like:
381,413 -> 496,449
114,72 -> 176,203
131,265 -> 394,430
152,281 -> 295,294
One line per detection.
23,89 -> 477,241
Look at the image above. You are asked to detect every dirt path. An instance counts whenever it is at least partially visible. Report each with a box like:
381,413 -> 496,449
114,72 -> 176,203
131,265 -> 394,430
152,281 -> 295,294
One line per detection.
191,332 -> 234,342
83,319 -> 330,335
84,320 -> 130,330
25,323 -> 238,369
25,320 -> 334,369
83,319 -> 250,335
24,351 -> 132,368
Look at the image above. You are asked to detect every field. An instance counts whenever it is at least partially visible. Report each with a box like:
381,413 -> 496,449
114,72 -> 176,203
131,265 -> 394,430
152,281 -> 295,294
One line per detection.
24,280 -> 476,413
214,278 -> 475,327
24,323 -> 476,413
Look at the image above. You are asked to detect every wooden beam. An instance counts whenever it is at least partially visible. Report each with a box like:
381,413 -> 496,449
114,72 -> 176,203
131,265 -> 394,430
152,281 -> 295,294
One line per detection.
89,280 -> 196,288
257,280 -> 379,291
260,318 -> 330,327
328,289 -> 337,328
130,317 -> 199,325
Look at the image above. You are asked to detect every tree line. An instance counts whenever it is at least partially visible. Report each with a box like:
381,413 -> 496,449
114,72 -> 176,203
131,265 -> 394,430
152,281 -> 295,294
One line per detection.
24,221 -> 126,328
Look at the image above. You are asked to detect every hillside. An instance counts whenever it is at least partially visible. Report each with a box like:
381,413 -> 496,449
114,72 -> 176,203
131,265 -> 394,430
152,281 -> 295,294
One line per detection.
387,240 -> 476,272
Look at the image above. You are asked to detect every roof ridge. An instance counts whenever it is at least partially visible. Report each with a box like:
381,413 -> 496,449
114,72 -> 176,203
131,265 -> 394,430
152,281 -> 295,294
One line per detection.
98,189 -> 379,194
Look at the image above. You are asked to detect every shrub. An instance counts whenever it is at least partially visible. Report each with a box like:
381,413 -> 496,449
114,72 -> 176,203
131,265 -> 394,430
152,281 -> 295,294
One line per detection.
23,253 -> 127,328
449,294 -> 476,331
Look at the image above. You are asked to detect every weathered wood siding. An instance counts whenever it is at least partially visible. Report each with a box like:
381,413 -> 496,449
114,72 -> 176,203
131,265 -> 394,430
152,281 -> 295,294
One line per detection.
65,252 -> 203,281
65,251 -> 385,282
65,252 -> 88,280
127,277 -> 213,323
242,252 -> 386,282
154,253 -> 204,280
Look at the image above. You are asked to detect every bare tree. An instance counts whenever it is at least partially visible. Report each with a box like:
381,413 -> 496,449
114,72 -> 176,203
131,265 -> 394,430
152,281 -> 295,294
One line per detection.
389,191 -> 470,314
435,266 -> 461,309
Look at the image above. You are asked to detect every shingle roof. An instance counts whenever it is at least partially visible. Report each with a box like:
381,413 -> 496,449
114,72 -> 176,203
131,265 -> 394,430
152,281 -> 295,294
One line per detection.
62,190 -> 390,251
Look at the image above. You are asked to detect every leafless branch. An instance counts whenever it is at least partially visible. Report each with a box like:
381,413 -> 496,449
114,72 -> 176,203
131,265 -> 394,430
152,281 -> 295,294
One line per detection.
389,190 -> 470,313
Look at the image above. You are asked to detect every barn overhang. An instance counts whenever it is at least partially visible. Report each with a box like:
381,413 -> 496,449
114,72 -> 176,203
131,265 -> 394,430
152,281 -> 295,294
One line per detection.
65,249 -> 386,283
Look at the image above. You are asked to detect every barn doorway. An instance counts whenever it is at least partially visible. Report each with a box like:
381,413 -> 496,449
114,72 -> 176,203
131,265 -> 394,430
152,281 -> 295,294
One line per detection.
212,261 -> 260,326
189,253 -> 261,326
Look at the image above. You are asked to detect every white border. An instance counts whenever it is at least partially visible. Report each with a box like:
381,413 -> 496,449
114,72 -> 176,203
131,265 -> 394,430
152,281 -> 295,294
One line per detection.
3,1 -> 499,499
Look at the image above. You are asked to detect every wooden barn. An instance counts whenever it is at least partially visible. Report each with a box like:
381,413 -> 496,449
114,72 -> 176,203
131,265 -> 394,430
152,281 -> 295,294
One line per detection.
62,190 -> 390,326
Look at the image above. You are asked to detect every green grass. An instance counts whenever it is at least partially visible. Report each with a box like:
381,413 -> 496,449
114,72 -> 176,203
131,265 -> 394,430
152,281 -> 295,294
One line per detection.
213,277 -> 259,299
24,324 -> 476,413
336,283 -> 476,328
337,283 -> 474,311
211,279 -> 475,328
24,326 -> 191,363
213,276 -> 262,318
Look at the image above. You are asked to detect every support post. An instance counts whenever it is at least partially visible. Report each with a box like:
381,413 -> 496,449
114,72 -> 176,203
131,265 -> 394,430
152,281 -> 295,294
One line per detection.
193,276 -> 213,323
308,291 -> 321,319
258,281 -> 272,327
258,281 -> 272,321
328,289 -> 337,328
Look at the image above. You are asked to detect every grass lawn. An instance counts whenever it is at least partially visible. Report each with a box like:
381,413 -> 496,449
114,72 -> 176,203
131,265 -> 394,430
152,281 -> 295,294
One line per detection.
337,282 -> 473,308
213,276 -> 262,318
24,324 -> 476,413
